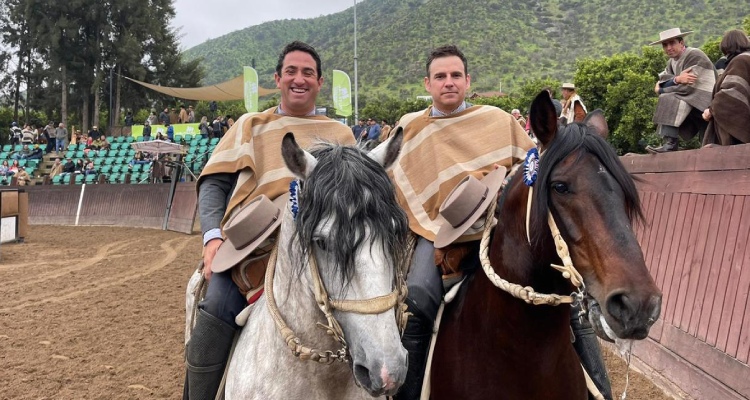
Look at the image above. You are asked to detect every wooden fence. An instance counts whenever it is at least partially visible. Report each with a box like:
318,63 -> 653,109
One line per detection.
620,144 -> 750,400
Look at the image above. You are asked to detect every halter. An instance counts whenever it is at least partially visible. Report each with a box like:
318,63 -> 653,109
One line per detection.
478,150 -> 587,307
264,181 -> 410,364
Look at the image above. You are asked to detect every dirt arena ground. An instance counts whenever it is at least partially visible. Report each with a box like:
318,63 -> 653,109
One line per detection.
0,225 -> 672,399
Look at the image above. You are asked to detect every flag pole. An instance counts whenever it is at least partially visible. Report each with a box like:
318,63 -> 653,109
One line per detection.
353,0 -> 359,123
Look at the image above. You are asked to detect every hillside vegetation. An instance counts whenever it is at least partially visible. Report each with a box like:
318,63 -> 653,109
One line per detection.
184,0 -> 746,101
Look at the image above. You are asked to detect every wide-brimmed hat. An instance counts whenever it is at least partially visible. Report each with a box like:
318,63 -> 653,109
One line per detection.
434,167 -> 507,249
211,194 -> 289,273
649,28 -> 693,45
561,82 -> 576,90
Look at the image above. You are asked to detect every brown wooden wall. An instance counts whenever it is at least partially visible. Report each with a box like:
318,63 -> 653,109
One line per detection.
24,183 -> 197,234
621,144 -> 750,400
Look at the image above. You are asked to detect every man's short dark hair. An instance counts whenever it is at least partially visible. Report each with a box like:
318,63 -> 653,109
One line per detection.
276,41 -> 322,79
426,45 -> 468,77
720,29 -> 750,58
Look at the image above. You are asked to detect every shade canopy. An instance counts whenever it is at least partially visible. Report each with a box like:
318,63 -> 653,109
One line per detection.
131,140 -> 184,155
124,75 -> 279,101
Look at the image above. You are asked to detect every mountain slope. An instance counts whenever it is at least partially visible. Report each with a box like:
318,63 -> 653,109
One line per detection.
184,0 -> 746,101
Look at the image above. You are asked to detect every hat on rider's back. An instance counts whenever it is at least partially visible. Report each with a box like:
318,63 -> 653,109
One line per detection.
211,194 -> 289,273
649,28 -> 693,45
434,166 -> 507,249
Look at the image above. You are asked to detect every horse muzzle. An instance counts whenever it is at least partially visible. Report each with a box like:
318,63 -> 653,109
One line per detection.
353,358 -> 408,397
588,290 -> 662,341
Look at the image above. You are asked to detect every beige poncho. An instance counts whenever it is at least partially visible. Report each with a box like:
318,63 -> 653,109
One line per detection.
391,105 -> 536,242
199,107 -> 355,224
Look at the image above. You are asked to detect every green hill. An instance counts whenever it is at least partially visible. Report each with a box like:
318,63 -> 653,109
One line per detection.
184,0 -> 746,102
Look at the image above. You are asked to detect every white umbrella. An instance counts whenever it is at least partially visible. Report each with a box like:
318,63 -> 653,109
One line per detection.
130,139 -> 184,156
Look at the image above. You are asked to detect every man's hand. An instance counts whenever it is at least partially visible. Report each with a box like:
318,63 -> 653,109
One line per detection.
202,238 -> 223,281
702,108 -> 712,121
677,67 -> 697,85
654,82 -> 661,94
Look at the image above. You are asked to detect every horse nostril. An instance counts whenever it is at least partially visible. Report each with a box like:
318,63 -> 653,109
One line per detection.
354,363 -> 374,390
605,291 -> 636,325
647,294 -> 662,325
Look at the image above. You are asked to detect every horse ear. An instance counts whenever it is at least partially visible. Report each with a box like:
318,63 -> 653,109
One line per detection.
529,90 -> 558,148
368,126 -> 403,169
583,109 -> 609,138
281,132 -> 318,180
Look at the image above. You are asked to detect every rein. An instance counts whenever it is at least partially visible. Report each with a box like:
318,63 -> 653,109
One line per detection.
264,234 -> 411,364
479,168 -> 585,306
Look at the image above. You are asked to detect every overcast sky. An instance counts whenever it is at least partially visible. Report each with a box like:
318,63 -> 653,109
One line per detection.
171,0 -> 356,49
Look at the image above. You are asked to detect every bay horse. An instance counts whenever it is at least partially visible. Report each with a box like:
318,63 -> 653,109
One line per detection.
429,92 -> 662,399
186,130 -> 409,399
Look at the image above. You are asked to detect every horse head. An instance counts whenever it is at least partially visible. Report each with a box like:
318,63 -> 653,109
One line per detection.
528,91 -> 662,341
279,129 -> 408,396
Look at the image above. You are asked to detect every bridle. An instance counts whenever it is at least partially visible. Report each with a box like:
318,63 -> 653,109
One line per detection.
264,181 -> 410,364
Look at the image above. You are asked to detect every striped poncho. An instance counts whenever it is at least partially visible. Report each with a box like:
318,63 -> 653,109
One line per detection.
391,105 -> 536,243
199,107 -> 355,224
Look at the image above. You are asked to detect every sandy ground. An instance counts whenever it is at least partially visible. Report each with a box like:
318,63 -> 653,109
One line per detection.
0,225 -> 672,399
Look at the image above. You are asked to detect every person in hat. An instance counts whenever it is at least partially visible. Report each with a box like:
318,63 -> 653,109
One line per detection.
88,125 -> 101,141
647,28 -> 716,153
388,44 -> 539,400
364,117 -> 381,142
14,165 -> 30,186
702,29 -> 750,146
560,83 -> 587,123
183,41 -> 355,400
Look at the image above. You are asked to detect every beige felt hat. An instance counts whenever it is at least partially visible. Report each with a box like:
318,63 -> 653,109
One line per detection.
211,194 -> 289,273
649,28 -> 693,45
434,167 -> 507,249
561,82 -> 576,90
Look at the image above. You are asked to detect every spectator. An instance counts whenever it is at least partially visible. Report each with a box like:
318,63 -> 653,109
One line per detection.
62,158 -> 75,174
84,160 -> 97,176
55,122 -> 69,153
511,109 -> 527,128
28,144 -> 44,160
124,111 -> 134,126
99,136 -> 111,151
142,120 -> 152,141
225,115 -> 234,129
0,160 -> 14,180
128,151 -> 150,168
165,122 -> 174,142
88,125 -> 102,140
43,122 -> 56,153
647,28 -> 716,153
10,122 -> 22,145
364,117 -> 381,141
9,159 -> 19,174
21,124 -> 35,144
74,159 -> 85,173
49,158 -> 63,179
188,105 -> 196,123
11,144 -> 32,159
179,105 -> 189,123
702,29 -> 750,146
169,107 -> 178,124
159,108 -> 170,125
198,116 -> 210,139
15,166 -> 30,186
351,119 -> 366,139
211,116 -> 222,139
148,110 -> 159,126
560,83 -> 587,123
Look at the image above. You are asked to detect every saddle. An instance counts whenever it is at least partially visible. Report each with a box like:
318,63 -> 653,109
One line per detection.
230,244 -> 274,304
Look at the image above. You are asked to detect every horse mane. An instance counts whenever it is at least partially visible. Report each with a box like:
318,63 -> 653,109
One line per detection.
530,123 -> 644,246
292,142 -> 409,289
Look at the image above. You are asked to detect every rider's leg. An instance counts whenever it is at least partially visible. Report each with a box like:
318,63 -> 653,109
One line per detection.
185,270 -> 247,400
395,237 -> 443,400
571,304 -> 613,400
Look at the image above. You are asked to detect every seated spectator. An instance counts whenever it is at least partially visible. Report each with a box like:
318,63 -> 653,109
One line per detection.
15,166 -> 30,186
49,158 -> 63,179
0,160 -> 14,180
74,159 -> 85,173
156,132 -> 166,141
28,144 -> 44,160
12,144 -> 32,159
84,160 -> 97,176
128,151 -> 150,168
62,158 -> 75,174
90,137 -> 104,150
702,29 -> 750,146
9,159 -> 20,174
99,136 -> 111,151
143,120 -> 152,141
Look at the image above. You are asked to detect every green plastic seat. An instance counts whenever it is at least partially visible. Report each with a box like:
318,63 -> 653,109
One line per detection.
77,143 -> 86,151
174,134 -> 183,143
17,159 -> 27,167
184,134 -> 193,142
85,174 -> 97,184
112,165 -> 122,173
132,164 -> 143,173
104,158 -> 115,166
74,174 -> 84,184
52,175 -> 63,185
136,136 -> 145,142
93,158 -> 104,167
108,173 -> 120,183
100,165 -> 112,174
62,174 -> 72,184
2,144 -> 11,152
209,137 -> 219,145
117,149 -> 128,157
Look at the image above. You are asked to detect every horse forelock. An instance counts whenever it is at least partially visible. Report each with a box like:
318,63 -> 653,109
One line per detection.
292,142 -> 409,289
529,123 -> 643,247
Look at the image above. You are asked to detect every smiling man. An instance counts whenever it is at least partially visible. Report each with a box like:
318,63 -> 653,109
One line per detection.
183,41 -> 354,400
647,28 -> 716,153
389,45 -> 538,399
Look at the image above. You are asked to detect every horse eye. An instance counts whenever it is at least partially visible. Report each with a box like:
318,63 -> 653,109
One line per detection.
552,182 -> 569,194
314,238 -> 328,251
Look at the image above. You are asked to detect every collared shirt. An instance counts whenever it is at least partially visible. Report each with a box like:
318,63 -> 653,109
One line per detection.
430,101 -> 468,117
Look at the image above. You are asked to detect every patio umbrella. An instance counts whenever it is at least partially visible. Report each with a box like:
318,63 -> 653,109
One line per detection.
130,139 -> 184,156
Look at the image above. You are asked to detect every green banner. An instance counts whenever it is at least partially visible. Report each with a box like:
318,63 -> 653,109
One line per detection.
244,66 -> 259,113
332,69 -> 353,117
131,123 -> 200,138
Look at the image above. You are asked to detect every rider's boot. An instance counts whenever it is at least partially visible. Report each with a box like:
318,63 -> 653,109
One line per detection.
571,304 -> 613,400
394,301 -> 433,400
185,308 -> 237,400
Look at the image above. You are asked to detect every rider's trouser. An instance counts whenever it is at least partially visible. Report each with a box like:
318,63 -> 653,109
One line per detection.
571,304 -> 613,400
184,270 -> 246,400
